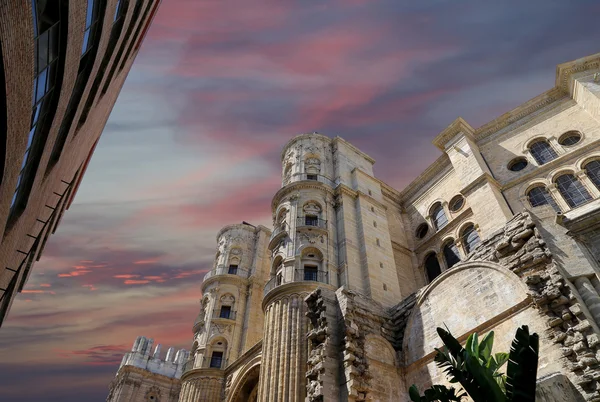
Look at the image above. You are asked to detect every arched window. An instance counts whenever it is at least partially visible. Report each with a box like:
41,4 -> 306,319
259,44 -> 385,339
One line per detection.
424,253 -> 441,283
430,203 -> 448,231
555,174 -> 592,208
527,186 -> 561,213
584,160 -> 600,190
442,241 -> 461,269
461,224 -> 480,254
529,141 -> 557,165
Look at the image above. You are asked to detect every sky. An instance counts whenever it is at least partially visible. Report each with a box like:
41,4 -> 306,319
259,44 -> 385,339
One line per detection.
0,1 -> 598,401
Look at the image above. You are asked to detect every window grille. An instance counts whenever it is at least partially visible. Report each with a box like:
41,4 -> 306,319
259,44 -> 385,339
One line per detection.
555,174 -> 592,208
462,225 -> 480,254
584,161 -> 600,190
529,141 -> 557,165
527,186 -> 561,213
431,204 -> 448,231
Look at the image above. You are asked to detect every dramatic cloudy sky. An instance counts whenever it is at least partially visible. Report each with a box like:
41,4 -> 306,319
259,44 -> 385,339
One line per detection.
0,1 -> 597,401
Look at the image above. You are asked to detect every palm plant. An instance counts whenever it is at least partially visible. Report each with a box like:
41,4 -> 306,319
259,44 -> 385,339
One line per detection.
409,325 -> 539,402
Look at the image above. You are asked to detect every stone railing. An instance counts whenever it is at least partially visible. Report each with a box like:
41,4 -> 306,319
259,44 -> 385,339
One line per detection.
296,217 -> 327,229
283,173 -> 336,188
263,270 -> 329,296
182,357 -> 228,373
212,309 -> 236,321
203,265 -> 249,282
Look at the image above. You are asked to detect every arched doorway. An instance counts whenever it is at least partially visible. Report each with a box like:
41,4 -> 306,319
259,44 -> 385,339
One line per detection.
231,365 -> 260,402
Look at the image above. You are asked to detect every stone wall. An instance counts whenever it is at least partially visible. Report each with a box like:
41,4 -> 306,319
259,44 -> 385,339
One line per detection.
107,365 -> 181,402
390,212 -> 600,401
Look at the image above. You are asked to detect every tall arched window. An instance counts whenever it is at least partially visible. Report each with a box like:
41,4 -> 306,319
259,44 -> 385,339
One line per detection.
527,186 -> 561,213
584,160 -> 600,190
430,203 -> 448,231
555,174 -> 592,208
529,141 -> 557,165
462,224 -> 480,254
424,253 -> 441,283
442,241 -> 461,269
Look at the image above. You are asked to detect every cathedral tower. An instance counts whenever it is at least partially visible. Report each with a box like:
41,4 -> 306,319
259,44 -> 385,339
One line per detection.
179,223 -> 271,401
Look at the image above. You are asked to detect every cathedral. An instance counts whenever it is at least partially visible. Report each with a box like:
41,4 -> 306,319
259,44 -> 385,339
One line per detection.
109,53 -> 600,401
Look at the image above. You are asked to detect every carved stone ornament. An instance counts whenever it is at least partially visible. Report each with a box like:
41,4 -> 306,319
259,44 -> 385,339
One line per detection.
220,294 -> 235,304
300,232 -> 324,245
305,145 -> 319,155
303,202 -> 322,215
230,248 -> 242,256
144,386 -> 161,401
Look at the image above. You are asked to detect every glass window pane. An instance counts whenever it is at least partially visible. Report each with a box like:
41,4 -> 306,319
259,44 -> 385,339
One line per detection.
432,205 -> 448,230
21,150 -> 30,170
86,0 -> 95,27
114,0 -> 121,21
585,161 -> 600,190
31,104 -> 41,127
37,30 -> 49,71
462,225 -> 480,254
10,190 -> 19,207
82,29 -> 91,54
35,67 -> 48,103
556,174 -> 592,208
530,141 -> 558,165
32,0 -> 39,36
26,127 -> 36,149
48,24 -> 59,63
527,187 -> 561,213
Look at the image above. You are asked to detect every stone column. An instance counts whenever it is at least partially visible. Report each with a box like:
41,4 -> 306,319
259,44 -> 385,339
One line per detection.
574,276 -> 600,326
258,290 -> 310,402
230,287 -> 249,361
576,170 -> 600,198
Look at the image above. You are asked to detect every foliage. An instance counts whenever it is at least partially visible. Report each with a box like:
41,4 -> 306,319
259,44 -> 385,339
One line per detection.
408,325 -> 539,402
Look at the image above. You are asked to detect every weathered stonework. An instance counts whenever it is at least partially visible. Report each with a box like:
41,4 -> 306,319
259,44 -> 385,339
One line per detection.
113,54 -> 600,401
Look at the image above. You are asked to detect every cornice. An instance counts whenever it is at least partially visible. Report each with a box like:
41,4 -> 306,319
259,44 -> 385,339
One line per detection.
271,181 -> 335,212
398,155 -> 453,204
216,224 -> 258,242
391,240 -> 413,256
201,274 -> 248,292
180,368 -> 225,382
280,133 -> 333,161
332,136 -> 376,164
431,54 -> 600,153
460,173 -> 501,196
117,365 -> 181,384
432,117 -> 475,150
556,53 -> 600,94
380,181 -> 403,207
262,281 -> 336,310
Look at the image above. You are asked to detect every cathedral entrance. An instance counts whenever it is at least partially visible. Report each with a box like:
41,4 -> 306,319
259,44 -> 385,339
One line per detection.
232,365 -> 260,402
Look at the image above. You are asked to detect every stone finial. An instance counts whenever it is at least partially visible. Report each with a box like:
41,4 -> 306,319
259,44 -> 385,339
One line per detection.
175,349 -> 187,364
132,336 -> 143,351
136,336 -> 147,353
153,344 -> 161,359
145,339 -> 154,356
165,347 -> 175,362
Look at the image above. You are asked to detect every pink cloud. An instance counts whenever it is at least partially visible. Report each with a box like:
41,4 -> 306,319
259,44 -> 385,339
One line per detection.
123,280 -> 151,285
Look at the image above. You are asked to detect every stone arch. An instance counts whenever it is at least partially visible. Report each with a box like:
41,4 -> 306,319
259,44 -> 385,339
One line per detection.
227,358 -> 261,402
523,136 -> 551,152
402,261 -> 530,367
576,153 -> 600,170
519,179 -> 552,200
364,333 -> 396,366
302,200 -> 323,216
549,167 -> 578,183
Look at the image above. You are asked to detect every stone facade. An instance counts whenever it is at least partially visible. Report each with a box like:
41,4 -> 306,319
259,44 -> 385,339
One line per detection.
157,53 -> 600,401
108,337 -> 188,402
